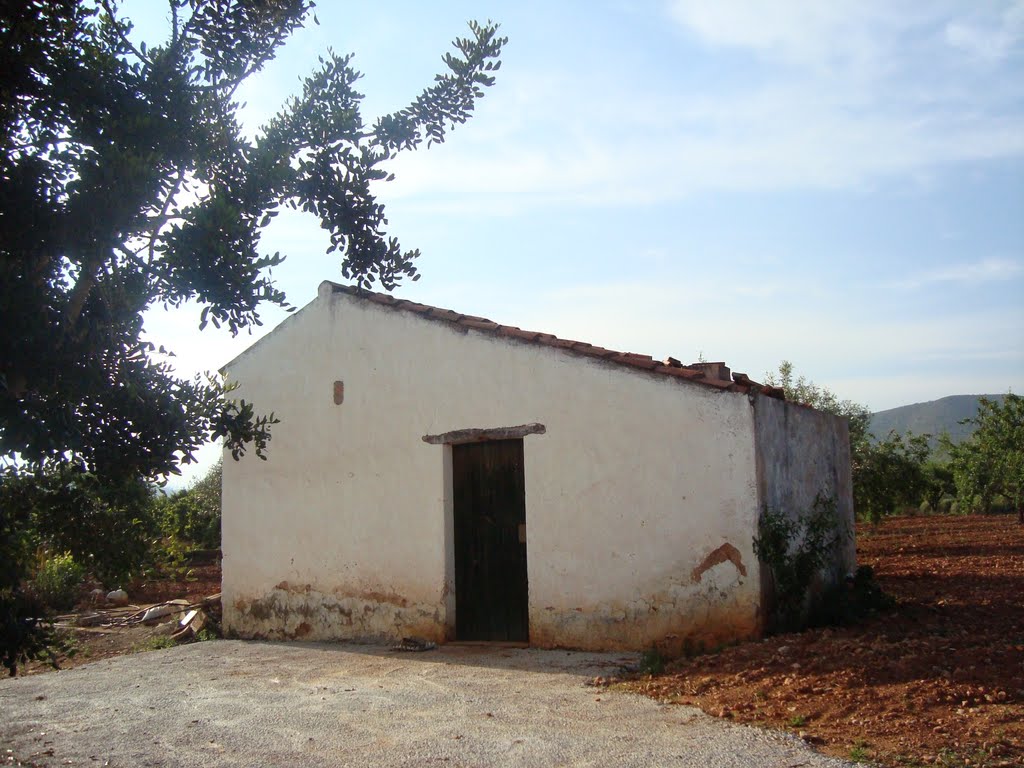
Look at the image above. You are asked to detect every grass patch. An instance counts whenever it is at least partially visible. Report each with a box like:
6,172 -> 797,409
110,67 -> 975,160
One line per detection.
849,739 -> 871,763
638,647 -> 665,676
133,635 -> 176,653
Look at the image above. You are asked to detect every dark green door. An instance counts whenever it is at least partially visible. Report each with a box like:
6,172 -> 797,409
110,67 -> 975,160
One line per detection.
453,439 -> 528,641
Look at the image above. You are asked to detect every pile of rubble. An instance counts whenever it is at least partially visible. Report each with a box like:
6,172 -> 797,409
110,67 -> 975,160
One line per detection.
55,591 -> 222,643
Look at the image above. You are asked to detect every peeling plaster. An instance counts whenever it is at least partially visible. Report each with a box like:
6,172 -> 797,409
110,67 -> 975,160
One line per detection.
226,585 -> 445,643
691,543 -> 747,583
529,557 -> 758,654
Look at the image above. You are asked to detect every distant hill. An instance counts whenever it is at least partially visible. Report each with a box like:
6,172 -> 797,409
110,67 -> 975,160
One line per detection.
869,394 -> 1007,447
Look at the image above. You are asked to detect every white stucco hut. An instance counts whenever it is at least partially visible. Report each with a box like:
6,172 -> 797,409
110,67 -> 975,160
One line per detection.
220,281 -> 854,652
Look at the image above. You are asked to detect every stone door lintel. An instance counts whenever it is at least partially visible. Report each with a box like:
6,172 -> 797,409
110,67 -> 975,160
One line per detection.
422,422 -> 546,445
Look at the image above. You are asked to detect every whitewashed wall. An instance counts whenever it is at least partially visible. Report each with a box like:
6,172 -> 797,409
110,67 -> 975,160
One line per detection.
222,283 -> 766,651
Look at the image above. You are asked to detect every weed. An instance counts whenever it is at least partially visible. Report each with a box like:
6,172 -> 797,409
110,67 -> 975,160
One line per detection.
54,629 -> 78,659
849,739 -> 871,763
133,635 -> 176,653
753,495 -> 843,633
639,647 -> 665,676
787,714 -> 807,728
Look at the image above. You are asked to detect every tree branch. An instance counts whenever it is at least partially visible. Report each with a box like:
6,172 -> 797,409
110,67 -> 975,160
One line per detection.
171,0 -> 179,48
197,28 -> 287,97
115,244 -> 156,276
65,248 -> 106,328
147,167 -> 186,265
99,0 -> 149,63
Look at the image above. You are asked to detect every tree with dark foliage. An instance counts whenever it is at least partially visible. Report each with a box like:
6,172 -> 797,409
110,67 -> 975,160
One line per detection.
0,0 -> 505,673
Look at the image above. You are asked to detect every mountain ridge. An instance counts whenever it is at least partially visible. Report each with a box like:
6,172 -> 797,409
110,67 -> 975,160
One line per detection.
869,393 -> 1007,446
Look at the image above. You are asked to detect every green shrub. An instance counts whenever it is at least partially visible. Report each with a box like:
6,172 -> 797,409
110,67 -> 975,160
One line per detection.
639,646 -> 665,675
30,552 -> 85,611
1,466 -> 160,583
156,459 -> 221,550
0,589 -> 54,676
753,496 -> 843,633
1,468 -> 54,676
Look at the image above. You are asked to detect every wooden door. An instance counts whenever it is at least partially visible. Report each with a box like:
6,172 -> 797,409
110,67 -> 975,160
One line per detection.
453,439 -> 528,641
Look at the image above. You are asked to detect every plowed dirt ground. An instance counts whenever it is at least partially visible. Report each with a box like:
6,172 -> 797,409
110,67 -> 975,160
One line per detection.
623,515 -> 1024,767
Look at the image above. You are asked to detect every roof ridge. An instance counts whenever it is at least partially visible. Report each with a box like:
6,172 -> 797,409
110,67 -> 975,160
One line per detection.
324,282 -> 783,399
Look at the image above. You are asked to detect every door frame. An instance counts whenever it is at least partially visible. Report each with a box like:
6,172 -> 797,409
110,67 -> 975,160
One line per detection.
434,425 -> 544,642
450,438 -> 528,641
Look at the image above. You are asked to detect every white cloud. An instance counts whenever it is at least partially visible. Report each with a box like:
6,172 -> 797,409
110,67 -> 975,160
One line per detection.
499,277 -> 1023,412
945,1 -> 1024,62
665,0 -> 901,71
895,257 -> 1024,289
372,3 -> 1024,213
380,88 -> 1024,212
668,1 -> 1024,69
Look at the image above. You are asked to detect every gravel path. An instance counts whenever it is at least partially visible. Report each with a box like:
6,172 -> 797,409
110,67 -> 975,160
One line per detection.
1,640 -> 855,767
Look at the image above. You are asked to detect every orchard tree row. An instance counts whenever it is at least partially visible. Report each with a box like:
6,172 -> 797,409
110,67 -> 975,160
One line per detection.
767,363 -> 1022,524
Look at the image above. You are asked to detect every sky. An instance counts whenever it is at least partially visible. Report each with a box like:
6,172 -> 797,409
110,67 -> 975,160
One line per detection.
124,1 -> 1024,485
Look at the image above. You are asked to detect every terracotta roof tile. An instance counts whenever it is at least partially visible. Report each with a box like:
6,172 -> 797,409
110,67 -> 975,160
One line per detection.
460,318 -> 500,332
398,300 -> 432,314
700,377 -> 736,390
547,338 -> 580,349
611,353 -> 658,370
328,283 -> 782,399
426,308 -> 464,322
661,367 -> 704,380
498,327 -> 538,342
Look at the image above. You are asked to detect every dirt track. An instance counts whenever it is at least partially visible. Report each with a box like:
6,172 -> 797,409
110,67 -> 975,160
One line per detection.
1,641 -> 854,767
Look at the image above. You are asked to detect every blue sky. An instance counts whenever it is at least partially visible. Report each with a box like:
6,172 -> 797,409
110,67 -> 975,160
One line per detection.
125,1 -> 1024,483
